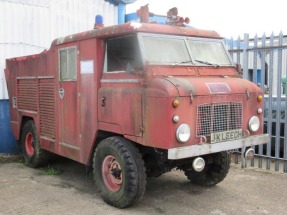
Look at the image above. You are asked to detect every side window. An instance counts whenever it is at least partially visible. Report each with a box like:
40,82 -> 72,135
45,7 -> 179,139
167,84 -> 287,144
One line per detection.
104,35 -> 142,73
59,47 -> 77,81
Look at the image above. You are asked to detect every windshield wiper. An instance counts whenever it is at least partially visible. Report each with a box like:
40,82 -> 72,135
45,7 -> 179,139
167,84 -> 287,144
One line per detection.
172,60 -> 193,66
195,59 -> 220,68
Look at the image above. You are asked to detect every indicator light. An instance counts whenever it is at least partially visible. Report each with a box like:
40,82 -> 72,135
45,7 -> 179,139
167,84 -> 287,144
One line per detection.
257,95 -> 263,102
172,99 -> 179,108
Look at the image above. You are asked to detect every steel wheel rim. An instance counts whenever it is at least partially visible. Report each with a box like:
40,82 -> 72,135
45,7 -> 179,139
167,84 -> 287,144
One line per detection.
102,155 -> 122,192
25,132 -> 35,157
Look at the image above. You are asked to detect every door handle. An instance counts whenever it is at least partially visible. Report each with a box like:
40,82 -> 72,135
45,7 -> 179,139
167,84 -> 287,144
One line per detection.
101,97 -> 106,107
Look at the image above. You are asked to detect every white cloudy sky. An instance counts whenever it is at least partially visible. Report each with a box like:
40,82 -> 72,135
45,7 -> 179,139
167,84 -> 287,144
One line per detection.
126,0 -> 286,38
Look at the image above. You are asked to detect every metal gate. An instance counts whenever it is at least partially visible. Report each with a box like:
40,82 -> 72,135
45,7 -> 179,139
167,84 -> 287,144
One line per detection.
226,32 -> 287,172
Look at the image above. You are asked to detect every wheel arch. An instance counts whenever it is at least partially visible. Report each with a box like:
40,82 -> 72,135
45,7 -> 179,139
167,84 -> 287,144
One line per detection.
20,118 -> 50,167
19,116 -> 35,142
86,130 -> 124,168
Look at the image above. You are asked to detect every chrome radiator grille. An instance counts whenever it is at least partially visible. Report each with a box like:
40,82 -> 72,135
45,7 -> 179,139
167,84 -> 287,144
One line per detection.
196,102 -> 243,137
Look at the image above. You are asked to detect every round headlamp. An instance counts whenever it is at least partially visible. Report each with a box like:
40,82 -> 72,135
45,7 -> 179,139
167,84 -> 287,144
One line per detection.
248,116 -> 260,132
176,124 -> 191,143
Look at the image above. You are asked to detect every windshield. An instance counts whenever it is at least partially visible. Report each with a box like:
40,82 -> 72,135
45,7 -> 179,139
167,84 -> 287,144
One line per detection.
142,37 -> 191,64
140,34 -> 232,66
187,40 -> 231,66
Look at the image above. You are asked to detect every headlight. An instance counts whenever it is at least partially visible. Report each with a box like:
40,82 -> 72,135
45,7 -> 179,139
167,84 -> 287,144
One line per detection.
248,116 -> 260,132
176,124 -> 191,143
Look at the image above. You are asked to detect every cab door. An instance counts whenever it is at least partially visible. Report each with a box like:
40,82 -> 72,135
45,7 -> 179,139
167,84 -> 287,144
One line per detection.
57,45 -> 80,149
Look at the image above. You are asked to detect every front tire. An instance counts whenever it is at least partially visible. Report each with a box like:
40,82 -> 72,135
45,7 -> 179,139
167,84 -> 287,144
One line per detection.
21,120 -> 49,168
93,136 -> 146,208
184,152 -> 230,187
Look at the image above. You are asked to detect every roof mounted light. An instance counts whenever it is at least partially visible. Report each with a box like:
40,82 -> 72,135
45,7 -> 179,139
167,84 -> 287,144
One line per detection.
166,7 -> 190,26
184,17 -> 190,24
94,15 -> 104,29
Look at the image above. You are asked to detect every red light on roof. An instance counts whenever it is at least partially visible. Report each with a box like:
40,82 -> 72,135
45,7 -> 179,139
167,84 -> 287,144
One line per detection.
179,17 -> 184,23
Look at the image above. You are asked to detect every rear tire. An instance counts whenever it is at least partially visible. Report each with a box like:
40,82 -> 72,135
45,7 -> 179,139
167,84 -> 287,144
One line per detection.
21,120 -> 49,168
184,152 -> 230,187
93,136 -> 146,208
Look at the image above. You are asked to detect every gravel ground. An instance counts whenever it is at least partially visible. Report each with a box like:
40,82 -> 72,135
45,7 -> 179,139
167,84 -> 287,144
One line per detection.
0,154 -> 287,215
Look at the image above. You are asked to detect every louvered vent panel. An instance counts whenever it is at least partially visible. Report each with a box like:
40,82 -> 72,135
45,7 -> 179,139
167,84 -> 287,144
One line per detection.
17,79 -> 38,111
39,79 -> 55,139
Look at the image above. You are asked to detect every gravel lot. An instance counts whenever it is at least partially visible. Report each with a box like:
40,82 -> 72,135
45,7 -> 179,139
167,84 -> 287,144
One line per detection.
0,154 -> 287,215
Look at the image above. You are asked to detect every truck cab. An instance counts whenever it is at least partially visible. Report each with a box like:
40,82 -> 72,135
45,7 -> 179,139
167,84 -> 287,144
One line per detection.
5,21 -> 269,208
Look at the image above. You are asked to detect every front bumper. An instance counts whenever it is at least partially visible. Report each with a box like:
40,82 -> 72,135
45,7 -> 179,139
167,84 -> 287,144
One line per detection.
168,134 -> 270,160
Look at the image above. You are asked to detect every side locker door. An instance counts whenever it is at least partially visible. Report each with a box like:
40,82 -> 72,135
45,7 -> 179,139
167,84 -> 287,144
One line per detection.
57,45 -> 81,149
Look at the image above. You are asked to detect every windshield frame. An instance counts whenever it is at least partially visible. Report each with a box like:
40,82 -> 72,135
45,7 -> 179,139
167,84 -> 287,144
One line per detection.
138,33 -> 234,67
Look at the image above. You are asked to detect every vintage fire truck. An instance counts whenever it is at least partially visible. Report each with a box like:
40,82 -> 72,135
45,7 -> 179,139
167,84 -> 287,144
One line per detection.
5,8 -> 269,208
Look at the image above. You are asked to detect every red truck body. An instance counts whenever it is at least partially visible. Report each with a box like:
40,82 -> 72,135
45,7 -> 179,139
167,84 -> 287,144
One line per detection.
5,21 -> 269,208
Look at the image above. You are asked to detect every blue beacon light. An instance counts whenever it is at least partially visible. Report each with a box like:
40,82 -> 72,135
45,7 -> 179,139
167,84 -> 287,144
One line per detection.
94,15 -> 104,28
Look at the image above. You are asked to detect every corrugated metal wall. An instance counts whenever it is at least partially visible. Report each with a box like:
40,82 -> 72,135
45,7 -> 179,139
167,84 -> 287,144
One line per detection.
0,0 -> 118,99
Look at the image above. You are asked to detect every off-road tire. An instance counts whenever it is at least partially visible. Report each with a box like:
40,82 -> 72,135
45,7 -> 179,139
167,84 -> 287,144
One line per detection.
21,120 -> 49,168
93,136 -> 146,208
184,152 -> 230,187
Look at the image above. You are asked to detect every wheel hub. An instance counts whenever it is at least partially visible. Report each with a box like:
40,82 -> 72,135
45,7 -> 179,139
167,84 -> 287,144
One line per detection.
25,132 -> 35,157
102,155 -> 122,192
111,167 -> 121,179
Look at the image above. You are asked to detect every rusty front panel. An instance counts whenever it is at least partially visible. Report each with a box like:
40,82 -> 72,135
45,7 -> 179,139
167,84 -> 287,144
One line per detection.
197,67 -> 238,76
17,79 -> 37,111
143,96 -> 176,148
142,77 -> 180,148
98,72 -> 143,138
142,66 -> 263,149
39,78 -> 55,139
144,92 -> 263,150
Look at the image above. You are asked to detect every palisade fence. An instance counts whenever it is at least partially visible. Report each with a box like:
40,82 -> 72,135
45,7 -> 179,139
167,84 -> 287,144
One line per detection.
226,32 -> 287,172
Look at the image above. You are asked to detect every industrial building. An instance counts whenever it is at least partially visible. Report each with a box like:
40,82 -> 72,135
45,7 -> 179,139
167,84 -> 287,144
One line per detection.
0,0 -> 135,153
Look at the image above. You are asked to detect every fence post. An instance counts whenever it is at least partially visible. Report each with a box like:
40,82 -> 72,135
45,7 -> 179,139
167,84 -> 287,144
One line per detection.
258,34 -> 266,169
251,34 -> 258,168
241,33 -> 249,168
242,33 -> 249,80
275,32 -> 283,171
266,33 -> 274,170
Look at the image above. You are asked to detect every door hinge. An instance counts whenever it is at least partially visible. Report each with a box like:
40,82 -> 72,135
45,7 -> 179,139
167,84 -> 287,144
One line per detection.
190,91 -> 194,103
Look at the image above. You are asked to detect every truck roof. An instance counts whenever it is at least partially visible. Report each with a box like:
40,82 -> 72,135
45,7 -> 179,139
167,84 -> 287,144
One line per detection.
51,22 -> 221,48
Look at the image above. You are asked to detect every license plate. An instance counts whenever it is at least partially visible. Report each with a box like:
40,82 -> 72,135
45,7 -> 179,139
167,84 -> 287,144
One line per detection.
210,129 -> 242,144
